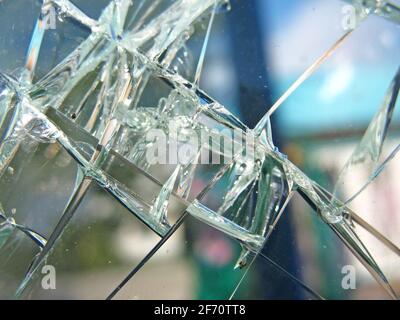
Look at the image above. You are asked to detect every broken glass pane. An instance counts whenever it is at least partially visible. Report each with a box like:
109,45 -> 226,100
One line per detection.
0,0 -> 399,300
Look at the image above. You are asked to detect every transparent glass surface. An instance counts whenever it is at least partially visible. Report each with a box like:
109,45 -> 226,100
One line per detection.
0,0 -> 399,300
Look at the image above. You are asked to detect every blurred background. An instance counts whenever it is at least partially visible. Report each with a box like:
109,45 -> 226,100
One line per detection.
0,0 -> 399,299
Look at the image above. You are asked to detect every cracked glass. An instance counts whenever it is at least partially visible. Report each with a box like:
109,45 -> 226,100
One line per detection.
0,0 -> 399,300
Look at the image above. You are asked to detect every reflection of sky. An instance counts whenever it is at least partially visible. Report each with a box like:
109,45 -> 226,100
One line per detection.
257,0 -> 400,137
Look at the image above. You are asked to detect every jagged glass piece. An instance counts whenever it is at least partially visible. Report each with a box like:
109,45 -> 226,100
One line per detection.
334,67 -> 400,204
344,0 -> 400,24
